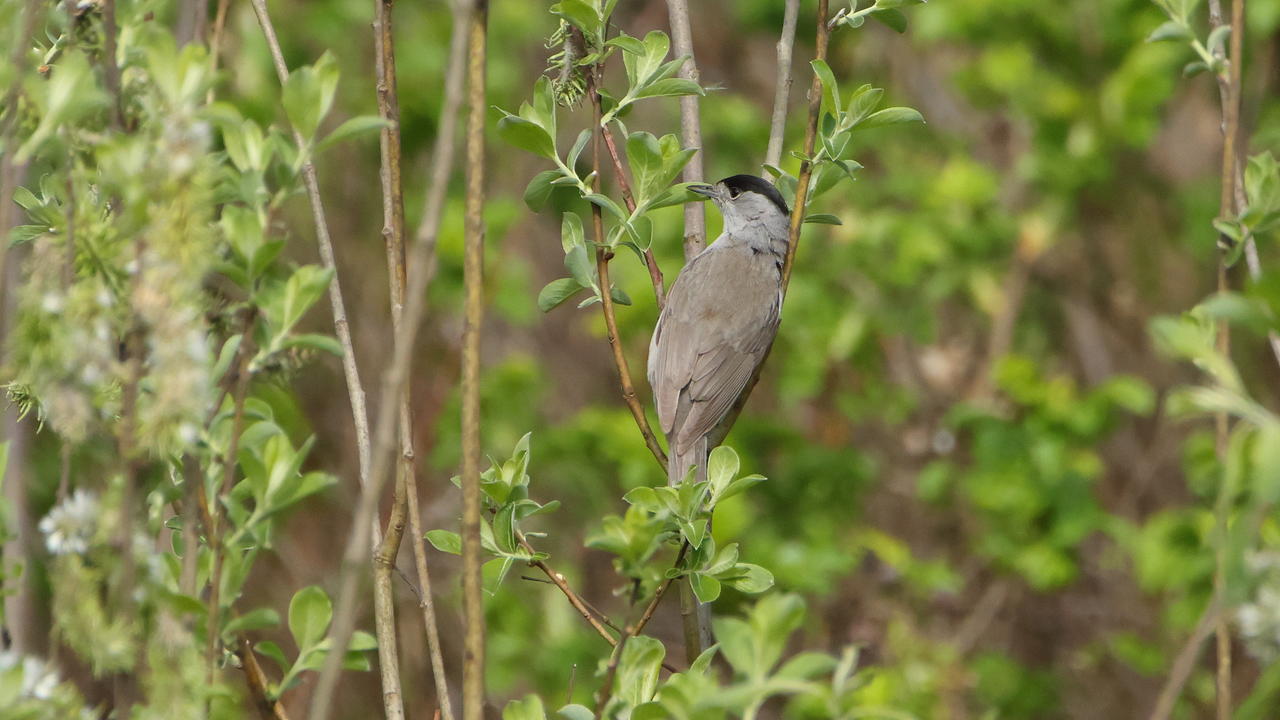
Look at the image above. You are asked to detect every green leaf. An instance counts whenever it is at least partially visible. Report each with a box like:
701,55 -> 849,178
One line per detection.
803,213 -> 843,225
1183,60 -> 1210,77
585,193 -> 628,221
633,78 -> 704,100
717,474 -> 766,503
551,0 -> 601,38
1207,25 -> 1231,56
288,586 -> 332,650
254,640 -> 288,671
1146,20 -> 1192,42
524,170 -> 562,212
316,115 -> 390,154
497,114 -> 556,159
565,129 -> 592,169
707,446 -> 740,503
873,7 -> 908,32
556,705 -> 593,720
810,59 -> 840,117
225,608 -> 281,637
281,52 -> 340,142
538,278 -> 586,313
266,265 -> 334,340
690,573 -> 722,603
859,106 -> 924,129
846,84 -> 883,126
615,636 -> 665,707
503,695 -> 548,720
777,652 -> 838,680
558,211 -> 583,253
723,563 -> 774,594
281,333 -> 343,356
425,529 -> 462,555
565,244 -> 595,288
610,285 -> 632,306
1254,423 -> 1280,504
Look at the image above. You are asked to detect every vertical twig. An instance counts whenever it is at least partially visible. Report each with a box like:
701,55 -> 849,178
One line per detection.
584,56 -> 668,471
368,0 -> 412,712
101,0 -> 125,129
112,243 -> 146,716
1207,1 -> 1243,716
206,319 -> 255,692
370,0 -> 410,714
305,0 -> 479,715
238,637 -> 292,720
597,121 -> 665,308
1149,603 -> 1223,720
764,0 -> 801,175
664,0 -> 706,260
781,0 -> 830,298
399,3 -> 475,719
246,0 -> 378,543
460,4 -> 490,719
701,0 -> 831,453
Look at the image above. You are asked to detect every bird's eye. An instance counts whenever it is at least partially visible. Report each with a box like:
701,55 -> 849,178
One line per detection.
728,188 -> 741,199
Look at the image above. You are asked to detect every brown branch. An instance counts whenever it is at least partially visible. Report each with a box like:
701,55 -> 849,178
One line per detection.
101,0 -> 125,129
527,553 -> 616,646
1148,602 -> 1223,720
0,0 -> 44,287
631,543 -> 687,638
664,0 -> 706,260
206,0 -> 232,105
1207,1 -> 1244,716
460,5 -> 490,720
238,637 -> 291,720
598,121 -> 666,309
370,0 -> 411,715
206,315 -> 256,692
764,0 -> 801,174
304,0 -> 478,716
246,0 -> 377,532
399,2 -> 473,716
588,68 -> 668,470
594,634 -> 628,719
112,298 -> 144,716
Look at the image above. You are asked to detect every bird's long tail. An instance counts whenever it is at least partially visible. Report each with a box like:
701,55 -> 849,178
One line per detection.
668,435 -> 715,662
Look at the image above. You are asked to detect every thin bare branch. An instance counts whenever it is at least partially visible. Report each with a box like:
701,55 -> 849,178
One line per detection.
1207,0 -> 1244,716
101,0 -> 125,129
587,68 -> 668,470
246,0 -> 377,545
238,637 -> 292,720
206,317 -> 255,693
598,121 -> 666,309
370,0 -> 411,714
764,0 -> 801,175
664,0 -> 706,260
304,0 -> 478,716
399,5 -> 474,719
1149,603 -> 1223,720
460,4 -> 490,720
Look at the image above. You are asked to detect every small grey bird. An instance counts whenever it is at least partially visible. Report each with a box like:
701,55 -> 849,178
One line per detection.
648,174 -> 790,485
647,173 -> 790,655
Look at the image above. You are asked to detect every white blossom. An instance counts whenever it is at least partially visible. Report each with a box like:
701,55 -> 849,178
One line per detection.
38,490 -> 99,556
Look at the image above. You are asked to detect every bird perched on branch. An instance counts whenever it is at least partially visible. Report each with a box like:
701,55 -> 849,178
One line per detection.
648,174 -> 790,486
647,174 -> 790,653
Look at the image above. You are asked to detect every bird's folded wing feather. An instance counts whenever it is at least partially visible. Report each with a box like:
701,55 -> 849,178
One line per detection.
648,246 -> 781,455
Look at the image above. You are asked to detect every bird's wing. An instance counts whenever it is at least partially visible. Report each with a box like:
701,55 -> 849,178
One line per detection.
648,245 -> 780,455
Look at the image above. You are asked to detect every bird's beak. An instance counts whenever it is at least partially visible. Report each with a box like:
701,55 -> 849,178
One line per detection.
689,183 -> 716,199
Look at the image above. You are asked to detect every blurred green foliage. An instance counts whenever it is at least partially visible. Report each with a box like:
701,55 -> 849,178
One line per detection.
5,0 -> 1280,717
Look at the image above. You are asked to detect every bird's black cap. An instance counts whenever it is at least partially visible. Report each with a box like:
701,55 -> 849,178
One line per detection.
719,174 -> 790,216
